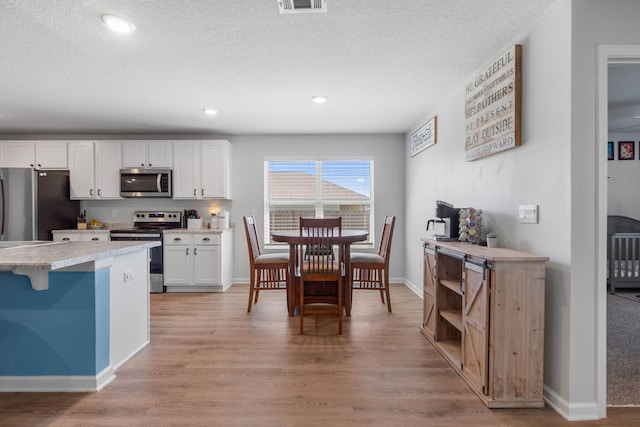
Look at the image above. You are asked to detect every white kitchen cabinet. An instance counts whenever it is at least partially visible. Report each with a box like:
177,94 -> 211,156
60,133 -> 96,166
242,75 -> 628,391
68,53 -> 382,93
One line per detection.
0,141 -> 67,169
122,141 -> 173,168
36,142 -> 68,168
164,231 -> 233,292
1,141 -> 34,168
68,141 -> 122,199
173,140 -> 231,199
53,230 -> 110,242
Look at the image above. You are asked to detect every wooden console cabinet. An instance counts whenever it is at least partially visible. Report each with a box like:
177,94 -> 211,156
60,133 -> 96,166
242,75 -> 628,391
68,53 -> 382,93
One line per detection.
421,238 -> 548,408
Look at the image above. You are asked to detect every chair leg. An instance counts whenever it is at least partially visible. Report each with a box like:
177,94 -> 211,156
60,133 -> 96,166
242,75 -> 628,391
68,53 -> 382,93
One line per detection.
247,268 -> 256,313
338,278 -> 343,335
384,269 -> 392,313
299,280 -> 305,334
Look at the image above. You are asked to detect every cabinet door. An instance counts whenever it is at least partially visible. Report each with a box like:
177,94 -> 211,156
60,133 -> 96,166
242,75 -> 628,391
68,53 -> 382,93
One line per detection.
201,141 -> 227,198
462,261 -> 489,394
68,142 -> 96,199
173,142 -> 199,198
121,142 -> 147,168
95,142 -> 122,198
3,141 -> 35,168
422,246 -> 437,339
164,244 -> 192,285
147,141 -> 173,167
193,244 -> 220,285
35,142 -> 67,169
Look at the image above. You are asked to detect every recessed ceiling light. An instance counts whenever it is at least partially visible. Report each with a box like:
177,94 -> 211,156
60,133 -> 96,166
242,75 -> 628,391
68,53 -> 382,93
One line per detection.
312,95 -> 327,104
634,116 -> 640,119
203,108 -> 218,116
101,14 -> 136,33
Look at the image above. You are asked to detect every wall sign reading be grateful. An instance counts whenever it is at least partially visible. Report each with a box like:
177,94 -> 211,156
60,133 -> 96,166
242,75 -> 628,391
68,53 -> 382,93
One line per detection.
464,44 -> 522,161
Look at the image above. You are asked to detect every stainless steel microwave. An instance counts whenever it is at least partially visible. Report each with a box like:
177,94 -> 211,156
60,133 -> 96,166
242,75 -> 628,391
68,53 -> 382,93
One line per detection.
120,168 -> 172,198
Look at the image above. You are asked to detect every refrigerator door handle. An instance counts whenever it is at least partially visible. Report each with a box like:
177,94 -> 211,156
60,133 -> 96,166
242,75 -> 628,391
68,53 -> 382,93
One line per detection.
0,175 -> 5,237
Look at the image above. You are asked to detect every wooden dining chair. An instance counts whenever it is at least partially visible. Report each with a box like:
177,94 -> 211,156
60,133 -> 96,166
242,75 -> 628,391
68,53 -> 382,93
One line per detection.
298,217 -> 343,334
243,215 -> 289,313
350,215 -> 396,312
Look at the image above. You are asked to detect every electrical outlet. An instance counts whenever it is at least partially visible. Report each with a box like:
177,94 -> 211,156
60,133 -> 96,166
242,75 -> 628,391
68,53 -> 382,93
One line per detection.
123,270 -> 134,282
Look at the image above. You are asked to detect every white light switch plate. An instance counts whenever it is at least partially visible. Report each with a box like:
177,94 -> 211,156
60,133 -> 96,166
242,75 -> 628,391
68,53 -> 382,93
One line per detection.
519,204 -> 538,224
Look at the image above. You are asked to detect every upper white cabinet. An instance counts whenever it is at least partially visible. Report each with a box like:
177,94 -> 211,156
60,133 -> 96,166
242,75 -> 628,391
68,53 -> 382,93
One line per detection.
173,140 -> 231,199
68,141 -> 122,199
122,141 -> 173,168
0,141 -> 67,169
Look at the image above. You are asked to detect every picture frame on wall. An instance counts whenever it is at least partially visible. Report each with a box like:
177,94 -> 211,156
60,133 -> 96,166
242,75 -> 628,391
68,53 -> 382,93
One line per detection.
410,116 -> 437,157
608,141 -> 614,160
618,141 -> 635,160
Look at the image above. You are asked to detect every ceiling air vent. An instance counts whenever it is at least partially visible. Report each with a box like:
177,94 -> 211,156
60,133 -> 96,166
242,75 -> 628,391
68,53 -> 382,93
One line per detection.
278,0 -> 327,14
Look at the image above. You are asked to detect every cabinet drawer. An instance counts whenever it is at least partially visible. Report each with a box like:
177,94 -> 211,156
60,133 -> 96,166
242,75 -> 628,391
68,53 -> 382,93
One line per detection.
194,234 -> 219,245
53,233 -> 80,242
165,234 -> 193,245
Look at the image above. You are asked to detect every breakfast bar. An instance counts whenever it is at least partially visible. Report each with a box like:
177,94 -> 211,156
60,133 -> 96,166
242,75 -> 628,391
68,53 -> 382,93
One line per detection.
0,241 -> 159,392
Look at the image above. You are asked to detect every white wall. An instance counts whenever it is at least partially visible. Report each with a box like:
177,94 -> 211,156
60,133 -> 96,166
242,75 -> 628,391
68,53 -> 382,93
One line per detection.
607,132 -> 640,216
229,134 -> 405,284
404,0 -> 575,416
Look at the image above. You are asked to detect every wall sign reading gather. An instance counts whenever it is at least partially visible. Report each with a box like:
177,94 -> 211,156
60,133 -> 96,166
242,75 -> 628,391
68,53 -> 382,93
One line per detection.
464,44 -> 522,161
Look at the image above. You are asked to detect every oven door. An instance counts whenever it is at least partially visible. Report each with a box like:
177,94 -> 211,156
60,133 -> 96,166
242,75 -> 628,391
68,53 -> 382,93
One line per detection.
110,232 -> 164,292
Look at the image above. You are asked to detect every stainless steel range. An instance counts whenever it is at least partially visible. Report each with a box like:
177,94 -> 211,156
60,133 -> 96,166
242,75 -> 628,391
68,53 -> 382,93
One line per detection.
110,210 -> 182,293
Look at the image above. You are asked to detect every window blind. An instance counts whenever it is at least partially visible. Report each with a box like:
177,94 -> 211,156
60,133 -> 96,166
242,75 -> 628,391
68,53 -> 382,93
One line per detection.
264,160 -> 374,244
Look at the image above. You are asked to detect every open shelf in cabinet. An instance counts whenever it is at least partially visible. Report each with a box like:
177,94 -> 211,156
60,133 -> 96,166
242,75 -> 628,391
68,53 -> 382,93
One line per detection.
439,309 -> 462,331
436,340 -> 461,367
439,279 -> 462,295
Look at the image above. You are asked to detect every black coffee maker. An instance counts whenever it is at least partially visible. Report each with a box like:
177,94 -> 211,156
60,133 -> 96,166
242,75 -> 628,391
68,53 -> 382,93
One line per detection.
426,200 -> 460,240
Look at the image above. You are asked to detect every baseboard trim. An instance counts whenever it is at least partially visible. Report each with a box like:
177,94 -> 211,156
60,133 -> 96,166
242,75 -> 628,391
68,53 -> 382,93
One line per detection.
0,366 -> 115,392
543,384 -> 601,421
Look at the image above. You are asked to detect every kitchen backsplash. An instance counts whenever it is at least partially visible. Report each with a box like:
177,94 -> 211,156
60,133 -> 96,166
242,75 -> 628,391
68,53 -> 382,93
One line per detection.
80,199 -> 233,228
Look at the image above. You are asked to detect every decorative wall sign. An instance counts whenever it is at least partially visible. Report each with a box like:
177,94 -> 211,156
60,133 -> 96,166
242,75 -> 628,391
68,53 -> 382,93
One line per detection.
618,141 -> 635,160
410,116 -> 437,157
464,45 -> 522,161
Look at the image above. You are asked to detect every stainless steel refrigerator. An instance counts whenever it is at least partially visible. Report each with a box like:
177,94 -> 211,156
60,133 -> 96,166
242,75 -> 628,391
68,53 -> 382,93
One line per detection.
0,168 -> 80,241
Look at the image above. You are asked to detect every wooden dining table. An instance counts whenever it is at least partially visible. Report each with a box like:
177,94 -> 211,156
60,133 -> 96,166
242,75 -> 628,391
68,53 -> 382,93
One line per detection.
270,229 -> 369,316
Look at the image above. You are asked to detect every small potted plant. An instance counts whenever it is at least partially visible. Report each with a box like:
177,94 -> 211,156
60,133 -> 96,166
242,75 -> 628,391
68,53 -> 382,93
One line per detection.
486,232 -> 498,248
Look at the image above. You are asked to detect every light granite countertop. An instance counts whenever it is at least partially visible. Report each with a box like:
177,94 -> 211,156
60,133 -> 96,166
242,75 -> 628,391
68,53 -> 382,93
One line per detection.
164,228 -> 234,234
0,241 -> 160,271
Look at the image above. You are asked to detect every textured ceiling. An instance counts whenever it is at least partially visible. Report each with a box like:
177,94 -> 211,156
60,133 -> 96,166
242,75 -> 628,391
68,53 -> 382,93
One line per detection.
0,0 -> 564,135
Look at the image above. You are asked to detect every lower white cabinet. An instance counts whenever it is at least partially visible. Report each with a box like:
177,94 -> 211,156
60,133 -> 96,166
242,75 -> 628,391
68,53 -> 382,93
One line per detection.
163,231 -> 233,292
52,230 -> 110,242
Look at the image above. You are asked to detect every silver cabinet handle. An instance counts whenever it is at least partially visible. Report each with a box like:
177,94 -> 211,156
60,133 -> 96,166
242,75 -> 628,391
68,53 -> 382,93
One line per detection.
174,237 -> 182,241
201,189 -> 204,196
63,237 -> 70,241
186,248 -> 189,255
97,189 -> 102,196
194,248 -> 198,255
193,189 -> 197,196
203,237 -> 210,241
91,237 -> 99,241
90,189 -> 94,196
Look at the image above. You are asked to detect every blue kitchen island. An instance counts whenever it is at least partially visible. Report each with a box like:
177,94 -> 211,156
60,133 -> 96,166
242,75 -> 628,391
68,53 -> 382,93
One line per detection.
0,240 -> 159,392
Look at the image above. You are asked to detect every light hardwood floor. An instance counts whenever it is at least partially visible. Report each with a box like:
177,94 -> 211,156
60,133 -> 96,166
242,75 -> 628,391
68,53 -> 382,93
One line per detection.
1,284 -> 638,426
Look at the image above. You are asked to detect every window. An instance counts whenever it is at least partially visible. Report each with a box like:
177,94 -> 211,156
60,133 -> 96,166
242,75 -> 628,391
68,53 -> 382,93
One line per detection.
264,160 -> 374,245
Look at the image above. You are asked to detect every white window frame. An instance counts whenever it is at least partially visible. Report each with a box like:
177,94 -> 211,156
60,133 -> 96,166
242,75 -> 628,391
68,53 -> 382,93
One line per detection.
264,159 -> 375,249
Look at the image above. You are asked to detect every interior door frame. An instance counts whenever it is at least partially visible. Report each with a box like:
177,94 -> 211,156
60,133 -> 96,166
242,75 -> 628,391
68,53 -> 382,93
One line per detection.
596,44 -> 640,416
